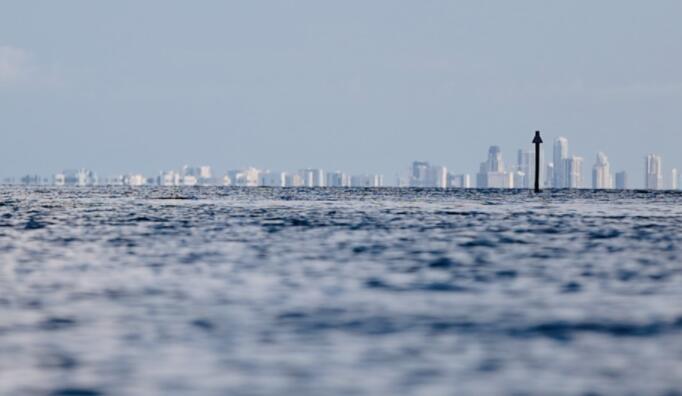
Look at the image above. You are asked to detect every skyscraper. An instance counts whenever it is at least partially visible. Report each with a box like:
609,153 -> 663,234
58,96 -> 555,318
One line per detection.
516,146 -> 544,189
127,174 -> 147,187
53,169 -> 98,186
327,171 -> 351,187
553,137 -> 569,188
563,156 -> 584,188
299,169 -> 325,187
351,174 -> 384,187
159,170 -> 181,186
261,171 -> 287,187
487,146 -> 504,173
428,166 -> 448,188
615,171 -> 628,190
409,161 -> 447,187
672,168 -> 679,190
181,165 -> 214,185
516,148 -> 531,189
592,152 -> 613,189
545,163 -> 554,188
477,146 -> 513,188
410,161 -> 430,187
284,172 -> 304,187
447,174 -> 471,188
645,154 -> 663,190
226,167 -> 261,187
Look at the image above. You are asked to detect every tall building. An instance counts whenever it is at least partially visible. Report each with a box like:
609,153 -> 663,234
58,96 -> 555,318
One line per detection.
428,166 -> 448,188
516,148 -> 531,189
410,161 -> 430,187
181,165 -> 214,185
447,174 -> 471,188
513,170 -> 525,189
54,169 -> 98,186
284,172 -> 304,187
553,137 -> 569,188
545,163 -> 554,188
515,146 -> 544,189
299,169 -> 325,187
672,168 -> 679,190
563,156 -> 584,188
592,152 -> 613,189
20,175 -> 46,185
199,166 -> 212,179
327,171 -> 351,187
127,174 -> 147,187
261,171 -> 286,187
615,171 -> 628,190
351,174 -> 384,187
159,170 -> 180,186
226,167 -> 261,187
645,154 -> 663,190
487,146 -> 504,173
476,163 -> 487,188
409,161 -> 447,187
372,174 -> 385,187
477,146 -> 513,188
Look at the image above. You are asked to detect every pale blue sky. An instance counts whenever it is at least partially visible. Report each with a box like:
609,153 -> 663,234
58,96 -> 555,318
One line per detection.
1,1 -> 681,186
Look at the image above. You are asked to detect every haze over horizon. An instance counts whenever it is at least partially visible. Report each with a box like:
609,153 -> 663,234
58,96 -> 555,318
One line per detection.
2,1 -> 681,187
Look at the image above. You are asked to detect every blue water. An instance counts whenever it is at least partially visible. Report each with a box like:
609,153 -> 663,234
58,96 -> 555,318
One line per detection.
1,187 -> 682,395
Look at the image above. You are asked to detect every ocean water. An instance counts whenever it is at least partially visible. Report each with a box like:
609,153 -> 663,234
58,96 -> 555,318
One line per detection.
1,187 -> 682,396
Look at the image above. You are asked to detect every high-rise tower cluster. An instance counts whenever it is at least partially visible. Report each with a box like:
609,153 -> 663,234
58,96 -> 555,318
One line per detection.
5,136 -> 678,190
476,146 -> 514,188
408,161 -> 469,188
592,152 -> 613,189
550,137 -> 584,188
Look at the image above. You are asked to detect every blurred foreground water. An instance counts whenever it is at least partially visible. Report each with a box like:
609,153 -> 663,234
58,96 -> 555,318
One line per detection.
1,187 -> 682,395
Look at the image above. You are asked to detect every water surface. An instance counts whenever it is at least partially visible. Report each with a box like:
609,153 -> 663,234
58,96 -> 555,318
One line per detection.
1,187 -> 681,395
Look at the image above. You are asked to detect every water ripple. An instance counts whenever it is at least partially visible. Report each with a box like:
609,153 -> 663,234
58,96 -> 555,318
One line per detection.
1,186 -> 682,395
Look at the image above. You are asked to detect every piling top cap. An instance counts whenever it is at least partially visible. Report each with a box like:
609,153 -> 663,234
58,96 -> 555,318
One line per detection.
532,130 -> 543,144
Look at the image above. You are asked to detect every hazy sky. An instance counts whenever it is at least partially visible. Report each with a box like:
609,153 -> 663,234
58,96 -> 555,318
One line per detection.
1,1 -> 681,186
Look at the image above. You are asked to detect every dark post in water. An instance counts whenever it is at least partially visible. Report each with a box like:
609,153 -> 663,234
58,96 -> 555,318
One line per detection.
532,131 -> 543,193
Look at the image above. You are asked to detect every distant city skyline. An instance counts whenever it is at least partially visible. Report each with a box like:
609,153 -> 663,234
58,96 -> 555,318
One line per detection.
2,2 -> 682,188
3,135 -> 679,190
2,137 -> 679,189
